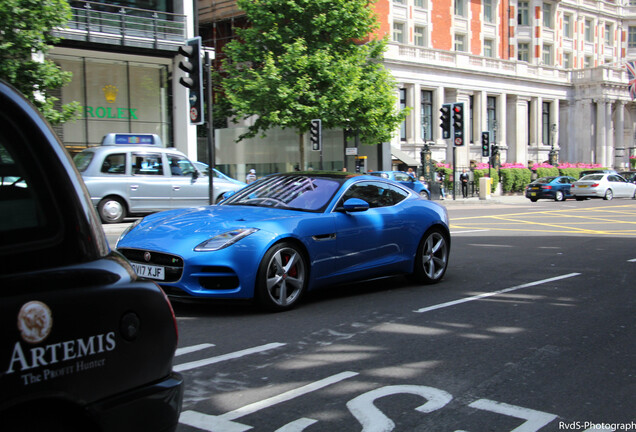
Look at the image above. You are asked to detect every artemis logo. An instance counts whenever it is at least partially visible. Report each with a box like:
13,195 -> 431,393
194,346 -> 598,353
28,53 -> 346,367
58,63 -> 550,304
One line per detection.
6,332 -> 116,374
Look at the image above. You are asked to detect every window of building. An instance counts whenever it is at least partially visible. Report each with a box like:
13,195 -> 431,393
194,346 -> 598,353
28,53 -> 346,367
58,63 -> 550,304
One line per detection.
484,39 -> 494,57
518,43 -> 530,62
563,14 -> 572,38
542,102 -> 550,146
563,52 -> 572,69
455,34 -> 467,52
584,55 -> 593,68
542,44 -> 553,66
414,26 -> 427,47
518,2 -> 529,26
400,88 -> 407,141
393,22 -> 405,43
393,0 -> 405,4
584,19 -> 593,42
543,3 -> 553,29
605,23 -> 613,46
487,96 -> 497,142
414,0 -> 425,7
455,0 -> 466,17
421,90 -> 432,141
484,0 -> 494,23
629,26 -> 636,48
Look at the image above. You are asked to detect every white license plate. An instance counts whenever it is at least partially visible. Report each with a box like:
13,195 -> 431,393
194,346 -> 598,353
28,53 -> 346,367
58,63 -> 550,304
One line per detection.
131,262 -> 165,280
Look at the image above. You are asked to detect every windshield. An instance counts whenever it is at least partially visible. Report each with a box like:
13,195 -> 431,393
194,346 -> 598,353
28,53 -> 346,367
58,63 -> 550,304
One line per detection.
73,151 -> 95,172
580,174 -> 603,181
222,174 -> 343,212
534,177 -> 556,184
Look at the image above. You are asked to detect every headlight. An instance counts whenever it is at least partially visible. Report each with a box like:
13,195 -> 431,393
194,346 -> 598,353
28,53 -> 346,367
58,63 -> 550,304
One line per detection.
116,218 -> 142,247
194,228 -> 259,251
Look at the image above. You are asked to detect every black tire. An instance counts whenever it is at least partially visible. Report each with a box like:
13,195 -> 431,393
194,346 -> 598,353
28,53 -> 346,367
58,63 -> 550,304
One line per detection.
97,196 -> 126,224
530,198 -> 538,202
555,190 -> 565,201
256,242 -> 308,311
411,228 -> 450,284
576,197 -> 585,201
603,189 -> 613,200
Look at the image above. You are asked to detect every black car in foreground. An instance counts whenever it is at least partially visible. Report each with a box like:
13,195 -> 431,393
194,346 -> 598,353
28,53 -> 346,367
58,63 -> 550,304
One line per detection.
0,81 -> 183,431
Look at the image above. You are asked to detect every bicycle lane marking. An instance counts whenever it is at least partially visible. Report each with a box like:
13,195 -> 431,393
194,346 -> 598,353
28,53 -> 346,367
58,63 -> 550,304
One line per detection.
179,371 -> 359,432
414,273 -> 581,314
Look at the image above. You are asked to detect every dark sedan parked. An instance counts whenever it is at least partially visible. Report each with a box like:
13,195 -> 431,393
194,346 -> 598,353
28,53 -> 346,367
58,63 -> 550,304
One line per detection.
0,81 -> 183,431
525,176 -> 577,202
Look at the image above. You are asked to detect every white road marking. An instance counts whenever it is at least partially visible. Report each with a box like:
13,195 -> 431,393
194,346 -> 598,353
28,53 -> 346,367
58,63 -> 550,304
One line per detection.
179,371 -> 358,431
468,399 -> 557,432
174,342 -> 285,372
450,229 -> 490,234
467,243 -> 514,247
176,343 -> 215,356
628,258 -> 636,262
414,273 -> 581,314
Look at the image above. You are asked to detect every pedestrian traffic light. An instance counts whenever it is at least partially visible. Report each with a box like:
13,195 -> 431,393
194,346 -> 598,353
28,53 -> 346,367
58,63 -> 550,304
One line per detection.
439,104 -> 451,139
178,36 -> 203,125
452,103 -> 464,145
481,131 -> 490,157
310,119 -> 322,151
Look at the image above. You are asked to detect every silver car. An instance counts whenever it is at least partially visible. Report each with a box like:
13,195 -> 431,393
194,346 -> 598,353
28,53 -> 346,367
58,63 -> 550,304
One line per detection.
571,173 -> 636,201
74,143 -> 244,223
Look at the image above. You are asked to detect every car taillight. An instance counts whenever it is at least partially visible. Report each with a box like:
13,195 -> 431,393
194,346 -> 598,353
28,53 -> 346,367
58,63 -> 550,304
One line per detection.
157,283 -> 179,342
591,183 -> 599,187
541,185 -> 552,190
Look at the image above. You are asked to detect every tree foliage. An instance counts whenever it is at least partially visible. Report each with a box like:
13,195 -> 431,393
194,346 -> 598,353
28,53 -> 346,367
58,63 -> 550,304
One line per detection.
0,0 -> 80,124
218,0 -> 407,145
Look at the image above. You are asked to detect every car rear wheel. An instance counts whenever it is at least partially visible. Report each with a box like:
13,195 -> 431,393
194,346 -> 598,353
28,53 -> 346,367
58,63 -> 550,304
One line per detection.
411,228 -> 449,284
419,190 -> 430,200
603,189 -> 613,200
555,190 -> 565,201
256,242 -> 307,311
98,196 -> 126,224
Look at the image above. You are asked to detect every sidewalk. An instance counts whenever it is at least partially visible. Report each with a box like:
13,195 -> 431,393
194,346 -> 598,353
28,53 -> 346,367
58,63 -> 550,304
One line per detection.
434,193 -> 529,208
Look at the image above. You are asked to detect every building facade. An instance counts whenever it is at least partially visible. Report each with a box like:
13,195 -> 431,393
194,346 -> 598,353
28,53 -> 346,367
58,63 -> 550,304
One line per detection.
379,0 -> 636,170
50,0 -> 198,159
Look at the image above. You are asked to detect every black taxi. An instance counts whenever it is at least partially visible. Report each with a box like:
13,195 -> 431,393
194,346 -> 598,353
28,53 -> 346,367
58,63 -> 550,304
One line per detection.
0,80 -> 183,431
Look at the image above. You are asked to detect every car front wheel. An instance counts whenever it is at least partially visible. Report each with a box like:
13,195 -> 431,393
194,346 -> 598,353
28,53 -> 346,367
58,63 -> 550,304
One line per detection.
98,196 -> 126,224
256,242 -> 307,311
411,228 -> 449,284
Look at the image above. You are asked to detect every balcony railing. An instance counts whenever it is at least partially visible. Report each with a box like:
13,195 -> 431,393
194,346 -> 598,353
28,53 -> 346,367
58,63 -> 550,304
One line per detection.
53,1 -> 186,51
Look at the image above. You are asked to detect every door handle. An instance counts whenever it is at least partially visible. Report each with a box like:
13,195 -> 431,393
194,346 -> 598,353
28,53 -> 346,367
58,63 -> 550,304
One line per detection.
130,185 -> 139,191
173,186 -> 181,191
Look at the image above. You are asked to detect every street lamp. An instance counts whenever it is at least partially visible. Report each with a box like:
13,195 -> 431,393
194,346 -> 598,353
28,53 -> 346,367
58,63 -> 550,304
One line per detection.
549,123 -> 558,166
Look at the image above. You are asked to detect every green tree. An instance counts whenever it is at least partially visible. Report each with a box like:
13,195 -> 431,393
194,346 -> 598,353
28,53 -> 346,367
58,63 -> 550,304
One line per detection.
0,0 -> 79,124
218,0 -> 407,167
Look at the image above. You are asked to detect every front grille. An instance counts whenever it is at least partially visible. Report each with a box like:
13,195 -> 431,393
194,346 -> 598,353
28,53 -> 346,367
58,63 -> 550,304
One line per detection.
119,248 -> 183,282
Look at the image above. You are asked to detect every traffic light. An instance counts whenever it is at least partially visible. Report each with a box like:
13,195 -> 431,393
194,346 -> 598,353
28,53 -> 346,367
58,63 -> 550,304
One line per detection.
178,37 -> 203,125
481,131 -> 490,157
310,119 -> 322,151
439,104 -> 451,139
452,103 -> 464,145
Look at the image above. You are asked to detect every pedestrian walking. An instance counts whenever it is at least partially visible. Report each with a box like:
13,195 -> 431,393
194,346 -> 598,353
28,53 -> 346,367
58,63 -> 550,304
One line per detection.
459,169 -> 469,198
246,168 -> 257,184
437,171 -> 446,200
407,167 -> 416,178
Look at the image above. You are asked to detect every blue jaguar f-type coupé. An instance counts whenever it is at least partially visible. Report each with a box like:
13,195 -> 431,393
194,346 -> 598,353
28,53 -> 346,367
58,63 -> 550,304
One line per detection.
117,172 -> 451,311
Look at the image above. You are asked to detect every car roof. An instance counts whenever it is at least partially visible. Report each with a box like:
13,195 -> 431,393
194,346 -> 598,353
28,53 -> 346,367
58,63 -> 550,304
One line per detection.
81,145 -> 188,156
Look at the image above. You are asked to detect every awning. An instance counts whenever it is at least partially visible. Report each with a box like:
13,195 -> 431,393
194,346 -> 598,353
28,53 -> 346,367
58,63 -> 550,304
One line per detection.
391,147 -> 420,166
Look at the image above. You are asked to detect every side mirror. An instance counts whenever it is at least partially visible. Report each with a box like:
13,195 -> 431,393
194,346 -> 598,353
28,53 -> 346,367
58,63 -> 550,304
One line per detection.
192,169 -> 199,179
342,198 -> 369,213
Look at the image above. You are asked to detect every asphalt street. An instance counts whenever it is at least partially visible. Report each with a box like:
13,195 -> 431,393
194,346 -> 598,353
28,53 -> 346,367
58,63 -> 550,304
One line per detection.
102,196 -> 635,431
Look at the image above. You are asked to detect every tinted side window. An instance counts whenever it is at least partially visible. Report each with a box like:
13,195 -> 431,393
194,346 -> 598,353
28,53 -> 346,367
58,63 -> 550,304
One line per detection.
132,153 -> 164,175
0,119 -> 60,253
341,181 -> 408,208
100,153 -> 126,174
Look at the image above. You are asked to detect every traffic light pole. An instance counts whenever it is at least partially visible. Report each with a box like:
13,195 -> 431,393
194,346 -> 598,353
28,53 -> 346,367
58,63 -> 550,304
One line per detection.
205,51 -> 214,205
